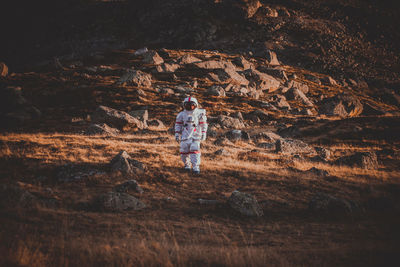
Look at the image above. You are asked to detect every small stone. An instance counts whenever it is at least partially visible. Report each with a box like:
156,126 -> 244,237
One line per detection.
228,190 -> 263,217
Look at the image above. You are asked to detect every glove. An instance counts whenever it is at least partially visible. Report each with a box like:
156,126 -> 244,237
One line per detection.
201,134 -> 207,141
175,134 -> 180,142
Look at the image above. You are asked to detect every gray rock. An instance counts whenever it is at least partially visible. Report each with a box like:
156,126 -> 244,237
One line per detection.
96,191 -> 146,212
86,123 -> 120,136
92,105 -> 145,131
116,70 -> 152,87
143,51 -> 164,65
315,147 -> 332,160
217,115 -> 245,129
309,192 -> 359,214
228,190 -> 263,217
275,139 -> 315,154
207,85 -> 226,97
110,151 -> 147,174
133,47 -> 148,56
113,179 -> 143,194
335,152 -> 378,169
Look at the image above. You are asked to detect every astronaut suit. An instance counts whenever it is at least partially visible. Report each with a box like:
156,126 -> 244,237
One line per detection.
175,96 -> 208,174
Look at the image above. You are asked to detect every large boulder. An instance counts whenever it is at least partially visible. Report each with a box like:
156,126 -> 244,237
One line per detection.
241,69 -> 280,92
110,151 -> 147,174
143,51 -> 164,65
335,152 -> 378,170
309,192 -> 359,214
116,70 -> 152,87
319,94 -> 363,118
85,123 -> 120,136
228,190 -> 263,217
92,105 -> 145,131
95,191 -> 146,212
275,138 -> 315,154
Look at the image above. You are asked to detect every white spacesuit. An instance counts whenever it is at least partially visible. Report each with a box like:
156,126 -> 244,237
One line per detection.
175,96 -> 208,174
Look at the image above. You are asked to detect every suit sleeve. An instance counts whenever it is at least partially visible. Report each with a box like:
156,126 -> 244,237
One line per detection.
199,111 -> 208,136
175,112 -> 183,136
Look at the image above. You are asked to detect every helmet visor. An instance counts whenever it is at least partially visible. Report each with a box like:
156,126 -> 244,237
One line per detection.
184,101 -> 197,111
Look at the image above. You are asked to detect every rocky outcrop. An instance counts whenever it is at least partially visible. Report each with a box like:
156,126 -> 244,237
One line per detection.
92,105 -> 145,131
110,151 -> 147,174
228,190 -> 263,217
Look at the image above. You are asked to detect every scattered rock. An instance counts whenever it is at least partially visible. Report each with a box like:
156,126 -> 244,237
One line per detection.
143,51 -> 164,65
252,131 -> 281,143
225,129 -> 250,142
321,76 -> 338,86
217,115 -> 245,129
113,179 -> 144,194
305,74 -> 321,85
272,95 -> 291,110
128,109 -> 149,122
0,62 -> 8,77
110,151 -> 147,174
116,70 -> 152,87
315,147 -> 332,160
232,56 -> 252,69
177,54 -> 200,64
309,192 -> 359,214
214,148 -> 231,156
306,167 -> 329,177
57,164 -> 105,183
285,87 -> 313,106
92,105 -> 145,131
335,152 -> 378,169
95,191 -> 146,212
133,47 -> 148,56
86,123 -> 120,136
275,138 -> 315,154
147,119 -> 165,129
319,94 -> 363,118
228,190 -> 263,217
242,69 -> 281,92
207,85 -> 226,97
155,63 -> 180,73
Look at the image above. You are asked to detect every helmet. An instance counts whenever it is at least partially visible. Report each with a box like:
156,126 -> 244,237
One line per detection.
183,96 -> 198,111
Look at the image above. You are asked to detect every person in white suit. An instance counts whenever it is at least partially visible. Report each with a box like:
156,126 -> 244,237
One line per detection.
175,96 -> 208,174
